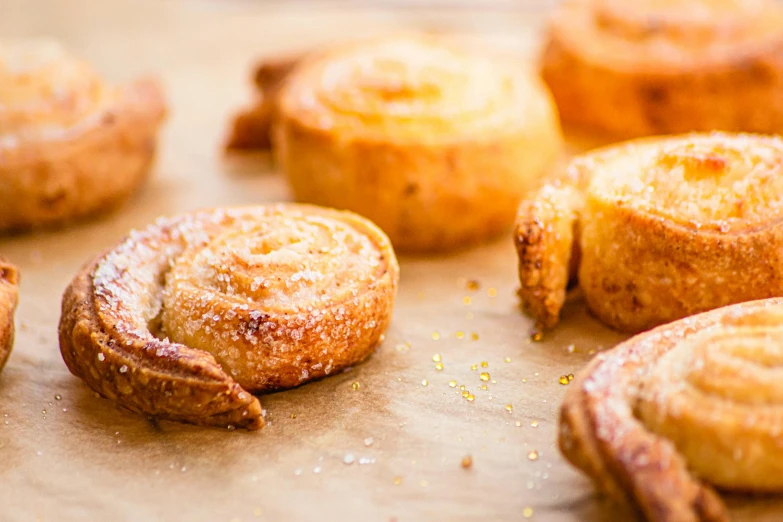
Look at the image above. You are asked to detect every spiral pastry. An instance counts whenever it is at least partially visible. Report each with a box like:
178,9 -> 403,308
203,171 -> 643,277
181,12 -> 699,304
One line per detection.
226,53 -> 302,150
0,259 -> 19,374
558,297 -> 783,521
515,132 -> 783,333
0,40 -> 166,231
58,204 -> 399,430
274,35 -> 562,252
541,0 -> 783,138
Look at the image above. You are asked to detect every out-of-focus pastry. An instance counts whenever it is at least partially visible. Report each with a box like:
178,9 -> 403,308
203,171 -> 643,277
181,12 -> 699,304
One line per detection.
541,0 -> 783,138
59,204 -> 399,430
0,259 -> 19,373
559,297 -> 783,522
272,35 -> 562,253
0,40 -> 166,231
226,54 -> 302,151
516,132 -> 783,333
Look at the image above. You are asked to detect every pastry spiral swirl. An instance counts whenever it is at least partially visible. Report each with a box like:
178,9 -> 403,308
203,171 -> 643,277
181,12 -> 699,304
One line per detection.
541,0 -> 783,137
516,132 -> 783,333
0,259 -> 19,374
0,40 -> 166,231
59,204 -> 399,430
559,297 -> 783,522
274,35 -> 562,252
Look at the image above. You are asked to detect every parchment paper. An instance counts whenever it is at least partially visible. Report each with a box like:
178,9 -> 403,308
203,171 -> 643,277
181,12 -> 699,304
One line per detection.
2,1 -> 782,520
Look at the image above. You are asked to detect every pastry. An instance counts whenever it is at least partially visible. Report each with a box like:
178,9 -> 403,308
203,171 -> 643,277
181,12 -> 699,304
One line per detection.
273,35 -> 562,252
226,53 -> 302,150
0,39 -> 166,231
0,259 -> 19,373
559,297 -> 783,522
58,204 -> 399,430
516,132 -> 783,333
541,0 -> 783,138
224,34 -> 526,151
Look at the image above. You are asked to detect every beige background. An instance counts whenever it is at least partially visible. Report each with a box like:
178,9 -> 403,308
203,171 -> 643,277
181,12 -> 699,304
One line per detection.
2,1 -> 783,521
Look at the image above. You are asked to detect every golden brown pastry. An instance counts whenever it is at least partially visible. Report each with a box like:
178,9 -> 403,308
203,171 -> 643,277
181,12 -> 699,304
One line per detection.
274,35 -> 563,253
0,259 -> 19,373
59,204 -> 399,430
541,0 -> 783,138
226,53 -> 302,150
516,132 -> 783,333
225,34 -> 527,151
0,40 -> 166,231
559,297 -> 783,522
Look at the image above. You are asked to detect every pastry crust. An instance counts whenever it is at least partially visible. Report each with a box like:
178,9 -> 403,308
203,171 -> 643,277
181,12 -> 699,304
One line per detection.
541,0 -> 783,138
274,35 -> 562,253
0,259 -> 19,373
58,204 -> 399,430
516,132 -> 783,333
0,40 -> 166,231
559,297 -> 783,522
514,182 -> 582,329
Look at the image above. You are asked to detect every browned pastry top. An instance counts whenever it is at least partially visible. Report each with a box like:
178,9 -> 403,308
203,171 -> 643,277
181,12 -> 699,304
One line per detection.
560,297 -> 783,522
277,34 -> 554,144
59,204 -> 399,430
581,133 -> 783,233
0,41 -> 108,134
551,0 -> 783,72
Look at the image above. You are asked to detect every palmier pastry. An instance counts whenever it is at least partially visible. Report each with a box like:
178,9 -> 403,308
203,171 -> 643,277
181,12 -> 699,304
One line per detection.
0,259 -> 19,373
541,0 -> 783,138
274,35 -> 563,252
515,132 -> 783,333
59,204 -> 399,430
226,53 -> 302,150
559,297 -> 783,522
0,40 -> 166,231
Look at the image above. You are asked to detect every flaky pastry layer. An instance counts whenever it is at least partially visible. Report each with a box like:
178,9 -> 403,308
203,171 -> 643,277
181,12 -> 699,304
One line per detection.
515,132 -> 783,332
0,259 -> 19,373
541,0 -> 783,138
59,204 -> 399,430
559,298 -> 783,521
0,40 -> 166,231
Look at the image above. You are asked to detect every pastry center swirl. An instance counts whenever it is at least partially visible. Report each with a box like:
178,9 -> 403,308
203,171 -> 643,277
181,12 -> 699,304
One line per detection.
313,38 -> 506,123
659,143 -> 736,179
675,310 -> 783,406
683,331 -> 783,405
0,40 -> 110,137
163,213 -> 381,326
595,134 -> 783,231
